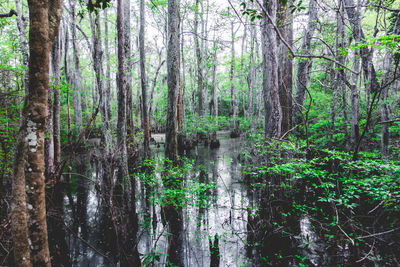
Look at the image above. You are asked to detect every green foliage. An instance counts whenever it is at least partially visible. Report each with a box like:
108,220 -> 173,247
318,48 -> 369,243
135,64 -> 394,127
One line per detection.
134,157 -> 216,210
243,139 -> 400,264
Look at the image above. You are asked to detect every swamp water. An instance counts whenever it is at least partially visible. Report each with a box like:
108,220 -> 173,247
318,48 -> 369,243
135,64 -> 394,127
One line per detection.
65,132 -> 321,266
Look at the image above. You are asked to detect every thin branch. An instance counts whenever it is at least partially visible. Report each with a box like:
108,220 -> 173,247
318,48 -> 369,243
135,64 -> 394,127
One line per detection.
0,9 -> 17,18
377,118 -> 400,124
356,227 -> 400,239
226,0 -> 246,26
254,0 -> 359,74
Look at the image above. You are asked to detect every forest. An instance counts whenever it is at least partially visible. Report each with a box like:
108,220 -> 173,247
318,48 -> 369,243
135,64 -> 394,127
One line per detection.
0,0 -> 400,265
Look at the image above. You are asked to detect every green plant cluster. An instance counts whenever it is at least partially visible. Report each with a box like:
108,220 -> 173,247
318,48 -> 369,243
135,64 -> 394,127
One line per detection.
243,139 -> 400,265
135,157 -> 216,210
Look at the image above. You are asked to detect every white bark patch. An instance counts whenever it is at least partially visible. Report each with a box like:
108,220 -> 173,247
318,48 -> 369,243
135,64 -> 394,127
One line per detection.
25,120 -> 38,152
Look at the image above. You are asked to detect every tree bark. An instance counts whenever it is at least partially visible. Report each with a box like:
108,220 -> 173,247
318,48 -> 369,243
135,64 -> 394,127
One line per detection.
210,34 -> 218,118
261,0 -> 282,138
140,0 -> 150,157
11,0 -> 63,265
52,31 -> 61,168
380,13 -> 400,159
104,9 -> 112,122
70,0 -> 83,133
277,1 -> 293,135
124,1 -> 134,139
194,0 -> 203,117
116,0 -> 128,204
293,0 -> 317,128
230,19 -> 237,117
15,0 -> 29,97
166,0 -> 184,265
90,11 -> 111,148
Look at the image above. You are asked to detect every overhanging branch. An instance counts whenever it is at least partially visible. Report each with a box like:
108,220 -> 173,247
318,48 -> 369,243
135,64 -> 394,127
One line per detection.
0,9 -> 17,18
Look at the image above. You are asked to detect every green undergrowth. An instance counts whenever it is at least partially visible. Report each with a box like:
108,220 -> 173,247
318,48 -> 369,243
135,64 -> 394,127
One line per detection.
242,139 -> 400,265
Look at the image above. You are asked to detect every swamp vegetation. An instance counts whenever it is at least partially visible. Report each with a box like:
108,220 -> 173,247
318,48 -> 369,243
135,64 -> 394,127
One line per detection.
1,0 -> 400,266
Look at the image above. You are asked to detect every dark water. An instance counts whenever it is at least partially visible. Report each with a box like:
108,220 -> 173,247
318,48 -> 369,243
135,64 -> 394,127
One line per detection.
66,132 -> 317,266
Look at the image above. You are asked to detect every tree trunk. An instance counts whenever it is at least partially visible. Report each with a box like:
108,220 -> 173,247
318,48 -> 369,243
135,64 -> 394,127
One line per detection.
277,1 -> 293,135
210,34 -> 218,118
15,0 -> 29,97
90,12 -> 111,148
230,19 -> 237,117
261,0 -> 282,139
148,52 -> 165,123
180,23 -> 187,126
140,0 -> 150,157
166,0 -> 184,265
247,24 -> 256,119
53,31 -> 61,168
293,0 -> 317,128
194,0 -> 203,117
12,0 -> 63,265
104,9 -> 112,122
70,0 -> 83,133
380,13 -> 400,159
124,1 -> 134,139
116,0 -> 128,204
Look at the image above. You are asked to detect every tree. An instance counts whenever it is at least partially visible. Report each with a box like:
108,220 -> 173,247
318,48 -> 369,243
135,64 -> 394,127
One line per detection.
165,0 -> 184,265
194,0 -> 204,117
12,0 -> 63,265
292,0 -> 317,129
140,0 -> 150,158
261,0 -> 282,138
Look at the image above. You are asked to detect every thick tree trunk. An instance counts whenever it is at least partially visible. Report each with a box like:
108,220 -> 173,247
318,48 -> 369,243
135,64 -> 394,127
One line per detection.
11,0 -> 63,265
166,0 -> 184,265
11,115 -> 30,266
116,0 -> 128,204
140,0 -> 150,157
261,0 -> 282,139
277,2 -> 293,135
293,0 -> 317,128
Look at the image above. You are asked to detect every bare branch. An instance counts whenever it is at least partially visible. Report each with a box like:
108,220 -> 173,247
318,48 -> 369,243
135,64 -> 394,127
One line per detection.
0,9 -> 17,18
254,0 -> 359,74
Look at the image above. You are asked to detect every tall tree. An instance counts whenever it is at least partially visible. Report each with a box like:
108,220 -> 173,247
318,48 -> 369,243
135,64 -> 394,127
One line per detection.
277,1 -> 293,135
124,0 -> 134,137
261,0 -> 282,138
165,0 -> 184,265
380,13 -> 400,159
116,0 -> 128,203
230,19 -> 238,117
90,11 -> 111,148
140,0 -> 150,157
12,0 -> 63,265
70,0 -> 83,133
292,0 -> 317,128
194,0 -> 204,117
